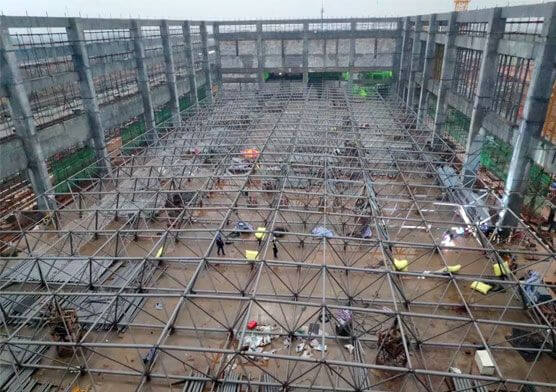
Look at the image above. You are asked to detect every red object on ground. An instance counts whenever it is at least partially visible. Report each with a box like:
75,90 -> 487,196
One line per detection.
242,148 -> 260,160
247,321 -> 258,330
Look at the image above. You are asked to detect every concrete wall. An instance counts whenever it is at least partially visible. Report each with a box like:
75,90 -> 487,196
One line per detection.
0,16 -> 215,181
216,19 -> 400,81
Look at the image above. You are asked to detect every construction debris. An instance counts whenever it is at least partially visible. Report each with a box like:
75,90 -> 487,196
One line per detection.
376,322 -> 407,367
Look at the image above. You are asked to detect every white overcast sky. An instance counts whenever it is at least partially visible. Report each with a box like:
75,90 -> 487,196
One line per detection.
0,0 -> 547,20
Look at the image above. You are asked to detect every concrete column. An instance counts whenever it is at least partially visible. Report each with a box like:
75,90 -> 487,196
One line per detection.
0,19 -> 52,209
392,18 -> 404,91
302,22 -> 309,86
417,14 -> 437,127
407,16 -> 423,110
160,20 -> 181,126
66,18 -> 111,176
200,21 -> 213,104
397,17 -> 410,98
498,3 -> 556,227
281,39 -> 285,68
349,21 -> 356,81
432,12 -> 458,147
131,20 -> 158,144
182,21 -> 199,106
461,8 -> 505,187
256,22 -> 265,87
213,23 -> 223,89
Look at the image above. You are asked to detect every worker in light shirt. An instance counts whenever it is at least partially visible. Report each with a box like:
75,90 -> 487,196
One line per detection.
441,231 -> 456,248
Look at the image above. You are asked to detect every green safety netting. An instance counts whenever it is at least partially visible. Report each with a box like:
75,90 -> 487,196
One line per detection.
525,163 -> 552,212
480,134 -> 552,214
309,72 -> 342,81
50,96 -> 197,193
51,147 -> 97,193
445,107 -> 470,147
121,119 -> 147,149
263,71 -> 270,81
198,87 -> 207,100
155,106 -> 172,125
179,96 -> 190,111
342,71 -> 351,81
427,95 -> 437,120
360,70 -> 393,81
480,135 -> 512,180
438,108 -> 552,215
350,71 -> 393,99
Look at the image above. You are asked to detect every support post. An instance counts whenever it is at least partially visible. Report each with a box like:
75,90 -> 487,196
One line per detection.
160,20 -> 181,126
213,22 -> 223,90
432,12 -> 458,147
256,22 -> 265,87
392,18 -> 404,92
200,21 -> 213,104
0,18 -> 52,209
498,3 -> 556,227
182,21 -> 199,106
349,21 -> 356,82
417,14 -> 437,128
66,18 -> 111,177
397,17 -> 411,98
461,8 -> 505,187
302,22 -> 309,86
407,16 -> 422,110
131,20 -> 158,144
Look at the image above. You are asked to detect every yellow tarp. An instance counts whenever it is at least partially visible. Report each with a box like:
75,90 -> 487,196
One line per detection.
394,258 -> 408,272
493,261 -> 510,276
470,281 -> 492,295
255,227 -> 267,240
438,264 -> 461,274
245,250 -> 259,261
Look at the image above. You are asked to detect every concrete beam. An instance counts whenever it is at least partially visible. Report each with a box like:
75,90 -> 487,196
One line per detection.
432,12 -> 457,147
215,30 -> 399,41
131,20 -> 158,144
417,14 -> 437,127
0,17 -> 52,209
66,17 -> 112,176
200,21 -> 213,104
498,3 -> 556,227
220,66 -> 393,74
461,8 -> 505,187
407,16 -> 423,110
183,21 -> 199,106
161,20 -> 182,126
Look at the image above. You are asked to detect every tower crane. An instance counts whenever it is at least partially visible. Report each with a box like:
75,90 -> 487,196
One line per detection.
454,0 -> 471,11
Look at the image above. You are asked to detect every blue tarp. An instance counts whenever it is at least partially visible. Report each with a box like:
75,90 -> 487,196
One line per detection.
311,226 -> 334,238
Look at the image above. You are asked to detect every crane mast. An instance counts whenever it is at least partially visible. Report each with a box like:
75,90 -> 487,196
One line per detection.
454,0 -> 471,11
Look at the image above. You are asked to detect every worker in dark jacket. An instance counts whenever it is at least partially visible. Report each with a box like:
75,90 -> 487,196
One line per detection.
272,239 -> 278,258
215,232 -> 225,256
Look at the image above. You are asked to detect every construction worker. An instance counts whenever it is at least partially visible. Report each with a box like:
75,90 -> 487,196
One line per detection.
215,232 -> 225,256
272,239 -> 278,258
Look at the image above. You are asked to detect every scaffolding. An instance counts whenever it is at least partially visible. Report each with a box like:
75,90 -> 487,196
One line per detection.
0,82 -> 554,392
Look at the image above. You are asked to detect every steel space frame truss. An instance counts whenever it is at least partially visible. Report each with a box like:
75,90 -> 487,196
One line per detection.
0,81 -> 554,392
